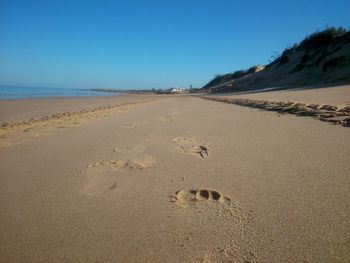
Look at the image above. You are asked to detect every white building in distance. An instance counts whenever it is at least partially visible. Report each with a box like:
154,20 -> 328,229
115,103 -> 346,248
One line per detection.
171,87 -> 189,94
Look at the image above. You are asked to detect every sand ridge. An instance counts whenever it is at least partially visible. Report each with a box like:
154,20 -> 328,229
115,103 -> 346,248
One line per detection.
201,96 -> 350,127
0,99 -> 157,148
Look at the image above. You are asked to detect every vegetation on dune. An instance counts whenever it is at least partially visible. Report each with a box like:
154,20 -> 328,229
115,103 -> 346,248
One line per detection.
203,66 -> 263,89
270,27 -> 349,69
298,26 -> 348,49
202,26 -> 350,90
323,56 -> 347,71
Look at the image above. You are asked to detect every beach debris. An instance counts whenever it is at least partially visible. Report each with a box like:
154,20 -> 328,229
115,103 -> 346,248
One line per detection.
109,182 -> 117,190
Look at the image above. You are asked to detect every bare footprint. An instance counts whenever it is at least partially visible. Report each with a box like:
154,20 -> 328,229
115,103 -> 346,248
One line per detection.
167,110 -> 181,115
161,115 -> 175,122
80,165 -> 118,194
172,137 -> 210,158
120,121 -> 147,128
81,154 -> 157,195
86,159 -> 135,170
170,188 -> 256,261
120,124 -> 137,128
133,154 -> 157,169
113,144 -> 146,155
174,189 -> 231,205
115,156 -> 156,170
86,154 -> 157,171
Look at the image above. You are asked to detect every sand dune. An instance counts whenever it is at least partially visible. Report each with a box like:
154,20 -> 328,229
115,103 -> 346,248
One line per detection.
202,29 -> 350,93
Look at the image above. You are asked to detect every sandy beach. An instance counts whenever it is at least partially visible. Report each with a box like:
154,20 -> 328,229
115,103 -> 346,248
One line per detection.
214,85 -> 350,106
0,89 -> 349,262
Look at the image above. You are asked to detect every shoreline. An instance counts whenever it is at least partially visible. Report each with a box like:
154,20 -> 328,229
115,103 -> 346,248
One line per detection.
0,93 -> 121,101
0,85 -> 125,100
0,93 -> 161,124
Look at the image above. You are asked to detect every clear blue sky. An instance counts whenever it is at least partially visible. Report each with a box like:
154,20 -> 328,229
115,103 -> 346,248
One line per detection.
0,0 -> 349,89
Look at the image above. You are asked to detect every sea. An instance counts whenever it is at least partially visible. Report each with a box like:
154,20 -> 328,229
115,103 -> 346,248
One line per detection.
0,86 -> 118,99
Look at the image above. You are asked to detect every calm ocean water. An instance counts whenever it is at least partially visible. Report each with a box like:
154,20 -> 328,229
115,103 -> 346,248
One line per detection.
0,86 -> 118,99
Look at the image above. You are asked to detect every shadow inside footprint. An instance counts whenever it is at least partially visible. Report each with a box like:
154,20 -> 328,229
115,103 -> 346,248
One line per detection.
161,116 -> 175,122
210,190 -> 221,201
197,145 -> 209,158
175,189 -> 230,205
199,189 -> 210,199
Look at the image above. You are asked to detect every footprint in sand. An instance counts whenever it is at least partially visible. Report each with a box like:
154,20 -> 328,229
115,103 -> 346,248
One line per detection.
172,137 -> 210,158
120,124 -> 137,128
81,140 -> 157,195
81,154 -> 157,195
80,165 -> 119,194
112,144 -> 157,163
170,189 -> 256,262
86,154 -> 157,171
133,154 -> 158,169
173,189 -> 231,205
113,144 -> 146,154
120,121 -> 147,128
161,115 -> 175,122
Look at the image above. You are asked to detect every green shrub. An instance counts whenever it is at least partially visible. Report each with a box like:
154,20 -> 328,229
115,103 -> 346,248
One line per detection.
277,54 -> 290,66
315,50 -> 331,66
323,56 -> 347,71
299,26 -> 347,49
203,69 -> 250,88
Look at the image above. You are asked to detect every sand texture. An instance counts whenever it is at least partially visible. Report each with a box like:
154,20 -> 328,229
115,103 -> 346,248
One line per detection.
0,92 -> 349,262
203,85 -> 350,127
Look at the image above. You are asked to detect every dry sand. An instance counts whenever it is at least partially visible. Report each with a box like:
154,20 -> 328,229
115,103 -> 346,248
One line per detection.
218,84 -> 350,106
0,94 -> 160,124
203,85 -> 350,128
0,91 -> 349,262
